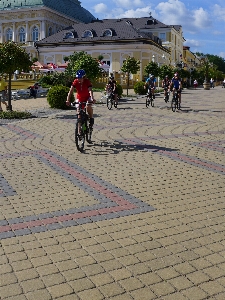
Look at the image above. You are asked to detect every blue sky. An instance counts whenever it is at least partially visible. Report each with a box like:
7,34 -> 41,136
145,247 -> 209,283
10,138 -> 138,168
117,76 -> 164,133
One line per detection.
80,0 -> 225,58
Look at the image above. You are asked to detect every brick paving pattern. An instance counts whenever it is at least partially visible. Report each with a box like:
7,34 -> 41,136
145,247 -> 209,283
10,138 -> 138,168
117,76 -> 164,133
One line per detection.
0,86 -> 224,299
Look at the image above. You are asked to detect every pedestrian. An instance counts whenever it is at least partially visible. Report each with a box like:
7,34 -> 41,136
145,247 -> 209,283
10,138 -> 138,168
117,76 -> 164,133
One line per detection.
193,79 -> 198,89
222,78 -> 225,88
210,78 -> 214,88
0,75 -> 9,111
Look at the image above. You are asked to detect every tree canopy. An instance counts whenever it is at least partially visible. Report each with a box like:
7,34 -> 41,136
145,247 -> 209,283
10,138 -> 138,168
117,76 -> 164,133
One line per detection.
121,56 -> 140,95
0,41 -> 32,110
65,51 -> 102,82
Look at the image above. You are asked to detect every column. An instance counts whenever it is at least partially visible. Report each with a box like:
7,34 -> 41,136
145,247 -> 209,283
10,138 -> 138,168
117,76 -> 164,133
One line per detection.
41,20 -> 46,39
12,22 -> 15,42
25,21 -> 28,42
0,24 -> 3,43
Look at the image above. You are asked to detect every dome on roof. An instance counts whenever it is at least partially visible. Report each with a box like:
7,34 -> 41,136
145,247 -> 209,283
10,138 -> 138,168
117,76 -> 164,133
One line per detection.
0,0 -> 95,23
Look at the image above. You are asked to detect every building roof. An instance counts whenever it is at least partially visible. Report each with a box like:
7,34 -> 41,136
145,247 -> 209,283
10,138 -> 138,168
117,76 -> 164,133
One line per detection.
35,17 -> 173,52
0,0 -> 95,23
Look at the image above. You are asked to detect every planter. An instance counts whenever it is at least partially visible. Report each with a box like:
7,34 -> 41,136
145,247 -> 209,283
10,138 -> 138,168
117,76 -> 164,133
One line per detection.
203,81 -> 210,90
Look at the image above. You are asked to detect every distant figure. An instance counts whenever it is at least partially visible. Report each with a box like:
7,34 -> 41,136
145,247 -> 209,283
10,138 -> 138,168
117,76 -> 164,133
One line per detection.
193,79 -> 198,90
0,75 -> 9,111
210,78 -> 214,88
222,78 -> 225,88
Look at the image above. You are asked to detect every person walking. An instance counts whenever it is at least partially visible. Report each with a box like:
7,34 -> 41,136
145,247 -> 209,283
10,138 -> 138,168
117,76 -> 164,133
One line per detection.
193,79 -> 198,90
0,75 -> 9,111
210,78 -> 214,88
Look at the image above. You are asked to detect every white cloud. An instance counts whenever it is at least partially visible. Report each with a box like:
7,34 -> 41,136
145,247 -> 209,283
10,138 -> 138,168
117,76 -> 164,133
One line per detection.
156,0 -> 212,33
93,3 -> 108,14
219,52 -> 225,59
116,7 -> 154,18
213,4 -> 225,21
184,39 -> 201,47
113,0 -> 144,9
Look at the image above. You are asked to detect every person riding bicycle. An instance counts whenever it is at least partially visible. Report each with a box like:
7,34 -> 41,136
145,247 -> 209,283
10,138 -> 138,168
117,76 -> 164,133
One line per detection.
144,74 -> 156,99
162,75 -> 171,101
66,69 -> 95,129
171,73 -> 182,107
105,76 -> 118,106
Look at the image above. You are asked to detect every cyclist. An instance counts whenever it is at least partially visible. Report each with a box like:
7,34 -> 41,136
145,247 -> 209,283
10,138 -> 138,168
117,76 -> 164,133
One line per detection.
171,73 -> 182,108
162,75 -> 171,101
105,76 -> 118,106
144,74 -> 156,99
66,69 -> 95,130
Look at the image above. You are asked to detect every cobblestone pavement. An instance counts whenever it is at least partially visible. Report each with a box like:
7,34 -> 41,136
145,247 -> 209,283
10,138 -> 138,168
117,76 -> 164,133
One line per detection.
0,87 -> 225,299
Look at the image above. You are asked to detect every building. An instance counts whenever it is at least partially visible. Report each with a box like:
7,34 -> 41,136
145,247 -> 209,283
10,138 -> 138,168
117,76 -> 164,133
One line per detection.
35,16 -> 185,81
0,0 -> 95,58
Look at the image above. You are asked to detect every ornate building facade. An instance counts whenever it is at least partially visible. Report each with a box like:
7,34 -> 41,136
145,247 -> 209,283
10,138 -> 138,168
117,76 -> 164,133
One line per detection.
0,0 -> 95,58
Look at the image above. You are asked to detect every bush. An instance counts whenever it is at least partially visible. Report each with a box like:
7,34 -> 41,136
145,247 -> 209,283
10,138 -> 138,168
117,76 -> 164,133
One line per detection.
134,81 -> 146,95
47,85 -> 74,109
117,83 -> 123,96
0,111 -> 33,119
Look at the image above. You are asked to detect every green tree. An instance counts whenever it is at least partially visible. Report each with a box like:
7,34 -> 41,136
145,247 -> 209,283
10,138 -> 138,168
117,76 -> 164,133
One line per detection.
159,65 -> 174,79
195,52 -> 225,74
65,51 -> 102,82
0,41 -> 32,111
144,62 -> 160,78
121,56 -> 140,95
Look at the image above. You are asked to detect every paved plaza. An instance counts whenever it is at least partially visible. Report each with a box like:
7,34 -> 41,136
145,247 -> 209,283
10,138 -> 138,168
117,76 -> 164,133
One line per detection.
0,86 -> 225,299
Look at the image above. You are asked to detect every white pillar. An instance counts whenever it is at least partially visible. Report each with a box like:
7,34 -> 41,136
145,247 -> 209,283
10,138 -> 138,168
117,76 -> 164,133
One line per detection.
25,21 -> 28,42
41,21 -> 46,39
0,24 -> 3,43
12,22 -> 15,42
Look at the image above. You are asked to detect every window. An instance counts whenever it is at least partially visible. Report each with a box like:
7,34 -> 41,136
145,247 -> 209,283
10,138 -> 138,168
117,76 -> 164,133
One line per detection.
32,26 -> 39,41
6,28 -> 13,41
82,30 -> 93,38
102,29 -> 112,37
65,32 -> 74,39
19,27 -> 25,43
48,27 -> 53,36
159,33 -> 166,41
103,60 -> 110,66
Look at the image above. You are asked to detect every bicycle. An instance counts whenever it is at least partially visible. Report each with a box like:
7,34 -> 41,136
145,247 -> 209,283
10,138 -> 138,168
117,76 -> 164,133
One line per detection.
106,92 -> 117,110
146,90 -> 154,107
164,88 -> 170,103
74,102 -> 93,152
171,90 -> 180,112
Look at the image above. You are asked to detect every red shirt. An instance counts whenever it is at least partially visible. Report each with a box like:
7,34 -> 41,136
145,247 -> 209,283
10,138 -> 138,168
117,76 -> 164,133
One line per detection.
72,78 -> 92,102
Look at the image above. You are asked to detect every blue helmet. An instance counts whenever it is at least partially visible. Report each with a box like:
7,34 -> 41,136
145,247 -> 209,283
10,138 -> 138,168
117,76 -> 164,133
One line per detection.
76,69 -> 86,78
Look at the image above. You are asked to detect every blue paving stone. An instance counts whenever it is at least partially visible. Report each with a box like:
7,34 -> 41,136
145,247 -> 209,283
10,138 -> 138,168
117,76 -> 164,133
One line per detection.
46,223 -> 64,230
66,207 -> 79,214
37,213 -> 54,219
76,218 -> 92,225
30,226 -> 47,233
0,231 -> 15,239
23,215 -> 39,222
61,220 -> 78,227
0,219 -> 9,226
90,215 -> 107,222
8,217 -> 24,224
14,228 -> 32,236
52,210 -> 68,217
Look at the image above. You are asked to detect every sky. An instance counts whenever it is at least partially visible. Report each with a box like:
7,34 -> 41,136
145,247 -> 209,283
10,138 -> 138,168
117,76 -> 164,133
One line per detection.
80,0 -> 225,59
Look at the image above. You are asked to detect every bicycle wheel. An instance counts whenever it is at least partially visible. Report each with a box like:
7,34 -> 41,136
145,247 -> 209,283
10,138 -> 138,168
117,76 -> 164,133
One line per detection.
107,96 -> 112,110
150,98 -> 154,107
171,98 -> 176,112
146,96 -> 150,107
75,122 -> 85,152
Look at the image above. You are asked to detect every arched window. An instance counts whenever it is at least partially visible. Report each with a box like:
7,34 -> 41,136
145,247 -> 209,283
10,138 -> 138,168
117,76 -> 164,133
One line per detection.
32,26 -> 39,41
82,30 -> 93,38
6,28 -> 13,41
19,27 -> 25,43
65,32 -> 74,39
102,29 -> 112,37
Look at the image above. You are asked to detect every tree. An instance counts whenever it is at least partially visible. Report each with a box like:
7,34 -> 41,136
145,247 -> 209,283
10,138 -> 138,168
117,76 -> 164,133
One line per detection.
159,65 -> 174,79
0,41 -> 32,111
65,51 -> 102,83
144,62 -> 160,78
121,56 -> 140,95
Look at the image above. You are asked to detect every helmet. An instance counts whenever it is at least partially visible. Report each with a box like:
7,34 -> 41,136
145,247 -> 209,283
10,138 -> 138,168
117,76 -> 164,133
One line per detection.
174,72 -> 179,76
165,75 -> 168,78
150,74 -> 154,78
76,69 -> 86,78
109,76 -> 114,80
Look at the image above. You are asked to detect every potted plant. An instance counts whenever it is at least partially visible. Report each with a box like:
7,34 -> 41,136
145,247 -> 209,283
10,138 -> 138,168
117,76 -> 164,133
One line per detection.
200,56 -> 211,90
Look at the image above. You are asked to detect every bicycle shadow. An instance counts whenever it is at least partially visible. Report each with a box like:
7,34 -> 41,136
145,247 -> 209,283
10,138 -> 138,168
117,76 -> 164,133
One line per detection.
89,140 -> 178,155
